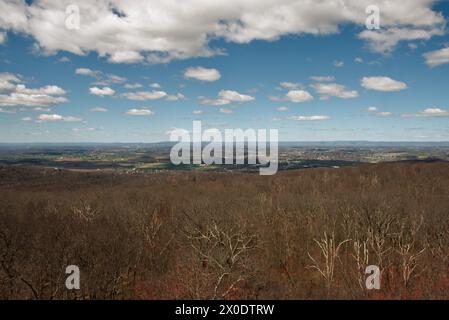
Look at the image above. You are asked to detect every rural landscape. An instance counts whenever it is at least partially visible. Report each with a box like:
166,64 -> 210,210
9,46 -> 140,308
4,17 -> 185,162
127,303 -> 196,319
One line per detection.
1,0 -> 449,302
0,144 -> 448,299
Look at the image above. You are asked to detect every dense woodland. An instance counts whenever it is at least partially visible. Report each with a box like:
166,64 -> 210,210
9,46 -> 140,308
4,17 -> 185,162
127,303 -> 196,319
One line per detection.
0,162 -> 448,299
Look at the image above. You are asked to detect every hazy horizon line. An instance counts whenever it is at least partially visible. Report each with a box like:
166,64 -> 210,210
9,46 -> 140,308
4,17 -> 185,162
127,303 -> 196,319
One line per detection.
1,140 -> 449,145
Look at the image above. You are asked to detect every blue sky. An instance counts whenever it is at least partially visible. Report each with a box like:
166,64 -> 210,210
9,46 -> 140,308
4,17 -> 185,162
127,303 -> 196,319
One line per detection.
0,0 -> 449,142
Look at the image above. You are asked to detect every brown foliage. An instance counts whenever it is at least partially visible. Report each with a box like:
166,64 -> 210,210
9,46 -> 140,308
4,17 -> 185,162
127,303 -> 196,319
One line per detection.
0,162 -> 448,299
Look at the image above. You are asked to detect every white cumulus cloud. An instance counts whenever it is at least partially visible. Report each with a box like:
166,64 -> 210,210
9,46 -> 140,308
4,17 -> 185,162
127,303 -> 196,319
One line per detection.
403,107 -> 449,118
199,97 -> 230,106
108,51 -> 144,64
311,83 -> 358,100
166,93 -> 186,101
89,86 -> 115,97
218,90 -> 254,102
0,73 -> 67,107
361,76 -> 407,92
126,108 -> 155,116
185,67 -> 221,82
285,90 -> 314,103
309,76 -> 335,82
149,83 -> 162,89
0,73 -> 21,92
199,90 -> 254,105
424,47 -> 449,67
279,82 -> 303,90
76,68 -> 126,86
359,27 -> 444,54
0,1 -> 444,63
122,91 -> 167,101
37,114 -> 82,122
75,68 -> 100,77
15,84 -> 65,96
288,115 -> 330,121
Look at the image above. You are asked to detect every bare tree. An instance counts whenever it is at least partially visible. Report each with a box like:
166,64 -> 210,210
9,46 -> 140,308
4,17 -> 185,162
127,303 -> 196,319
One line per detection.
307,231 -> 350,297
